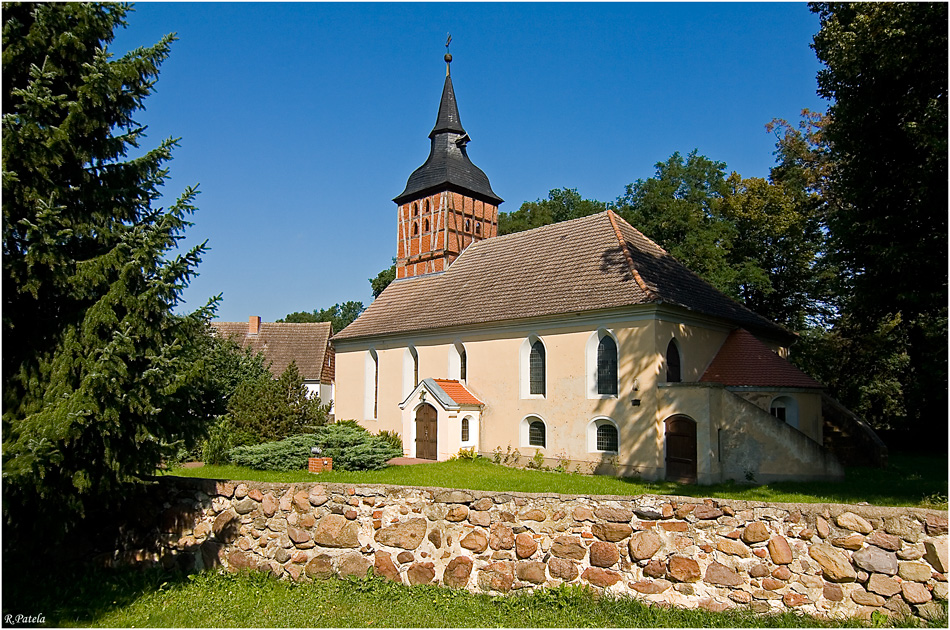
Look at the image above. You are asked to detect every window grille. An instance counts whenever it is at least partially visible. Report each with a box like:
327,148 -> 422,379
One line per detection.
529,341 -> 545,395
596,423 -> 618,452
461,417 -> 470,442
529,420 -> 546,448
597,335 -> 618,395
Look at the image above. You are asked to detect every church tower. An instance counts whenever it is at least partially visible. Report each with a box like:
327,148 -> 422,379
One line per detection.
393,52 -> 503,280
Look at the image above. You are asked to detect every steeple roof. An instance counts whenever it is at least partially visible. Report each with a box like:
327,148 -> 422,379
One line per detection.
394,61 -> 502,206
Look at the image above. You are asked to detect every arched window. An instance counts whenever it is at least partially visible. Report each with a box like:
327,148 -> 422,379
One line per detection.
459,346 -> 467,381
412,221 -> 419,236
412,347 -> 419,387
424,200 -> 430,213
475,222 -> 482,235
666,339 -> 681,383
770,396 -> 799,430
423,218 -> 430,232
364,349 -> 379,419
596,423 -> 619,452
403,346 -> 419,397
461,417 -> 470,443
529,419 -> 546,448
597,335 -> 618,395
412,203 -> 419,216
465,219 -> 471,232
588,417 -> 619,453
529,340 -> 546,396
448,341 -> 467,382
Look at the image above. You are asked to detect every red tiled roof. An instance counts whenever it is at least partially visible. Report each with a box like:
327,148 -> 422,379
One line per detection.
432,379 -> 484,406
701,329 -> 823,389
334,211 -> 791,343
211,320 -> 333,383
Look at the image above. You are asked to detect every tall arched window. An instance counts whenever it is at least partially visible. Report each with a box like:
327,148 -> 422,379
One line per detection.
423,218 -> 430,232
465,219 -> 471,232
459,346 -> 467,381
365,349 -> 379,419
411,347 -> 419,387
449,341 -> 467,382
597,335 -> 618,395
475,222 -> 482,235
666,339 -> 681,383
529,340 -> 546,396
424,200 -> 430,213
412,221 -> 419,235
461,417 -> 470,443
412,202 -> 419,216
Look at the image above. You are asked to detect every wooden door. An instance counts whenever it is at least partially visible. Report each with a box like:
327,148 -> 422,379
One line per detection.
665,416 -> 697,484
415,404 -> 438,460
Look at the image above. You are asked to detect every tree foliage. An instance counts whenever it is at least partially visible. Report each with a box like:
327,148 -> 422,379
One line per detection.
803,2 -> 948,433
278,300 -> 365,332
225,362 -> 331,445
370,259 -> 396,298
499,188 -> 606,235
2,2 -> 212,534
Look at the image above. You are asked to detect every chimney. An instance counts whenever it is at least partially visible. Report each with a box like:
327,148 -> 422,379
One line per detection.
248,315 -> 261,335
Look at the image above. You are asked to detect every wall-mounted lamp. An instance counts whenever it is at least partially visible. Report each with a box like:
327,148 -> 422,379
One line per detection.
631,399 -> 641,407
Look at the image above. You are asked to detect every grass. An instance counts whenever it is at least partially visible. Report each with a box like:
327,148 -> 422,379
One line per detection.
166,452 -> 948,509
4,565 -> 941,628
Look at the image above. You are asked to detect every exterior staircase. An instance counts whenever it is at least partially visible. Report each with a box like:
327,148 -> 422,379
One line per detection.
822,393 -> 888,468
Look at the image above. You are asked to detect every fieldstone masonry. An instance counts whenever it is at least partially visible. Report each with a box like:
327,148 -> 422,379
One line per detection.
121,478 -> 947,623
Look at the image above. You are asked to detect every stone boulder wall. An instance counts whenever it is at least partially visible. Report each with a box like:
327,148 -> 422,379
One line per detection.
126,478 -> 947,623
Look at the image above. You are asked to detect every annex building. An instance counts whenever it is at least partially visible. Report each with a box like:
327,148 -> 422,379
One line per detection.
332,55 -> 863,484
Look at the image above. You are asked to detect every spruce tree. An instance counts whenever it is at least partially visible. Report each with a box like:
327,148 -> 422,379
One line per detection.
2,3 -> 213,538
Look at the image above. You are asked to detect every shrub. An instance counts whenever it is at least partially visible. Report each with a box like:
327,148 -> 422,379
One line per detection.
201,416 -> 256,465
228,434 -> 320,472
377,430 -> 403,454
313,423 -> 403,471
226,422 -> 403,472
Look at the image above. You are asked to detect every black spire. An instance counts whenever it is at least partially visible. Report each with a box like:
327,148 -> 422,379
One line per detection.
394,54 -> 502,206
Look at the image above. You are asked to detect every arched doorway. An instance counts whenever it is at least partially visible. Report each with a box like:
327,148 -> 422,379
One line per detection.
415,403 -> 438,460
665,415 -> 697,483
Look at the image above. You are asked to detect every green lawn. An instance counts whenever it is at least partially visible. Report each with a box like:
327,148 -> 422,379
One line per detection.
5,565 -> 937,628
166,452 -> 948,509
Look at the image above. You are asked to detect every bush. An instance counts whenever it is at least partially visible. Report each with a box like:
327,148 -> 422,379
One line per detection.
226,422 -> 403,472
201,416 -> 256,465
228,434 -> 320,472
377,430 -> 403,454
313,423 -> 403,471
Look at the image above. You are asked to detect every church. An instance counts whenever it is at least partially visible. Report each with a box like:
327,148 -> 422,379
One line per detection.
332,54 -> 853,484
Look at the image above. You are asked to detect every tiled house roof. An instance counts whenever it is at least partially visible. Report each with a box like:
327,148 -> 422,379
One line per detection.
700,328 -> 822,389
334,211 -> 791,343
211,320 -> 334,383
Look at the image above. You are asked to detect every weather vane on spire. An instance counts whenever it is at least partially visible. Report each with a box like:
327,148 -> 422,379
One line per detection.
444,33 -> 452,74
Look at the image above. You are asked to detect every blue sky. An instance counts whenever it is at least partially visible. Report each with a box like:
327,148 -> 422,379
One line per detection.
111,2 -> 827,324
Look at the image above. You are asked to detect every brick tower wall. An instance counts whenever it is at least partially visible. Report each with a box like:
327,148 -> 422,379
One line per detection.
396,191 -> 498,279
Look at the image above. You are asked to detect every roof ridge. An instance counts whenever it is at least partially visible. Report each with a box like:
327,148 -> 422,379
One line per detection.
463,210 -> 611,252
606,209 -> 657,300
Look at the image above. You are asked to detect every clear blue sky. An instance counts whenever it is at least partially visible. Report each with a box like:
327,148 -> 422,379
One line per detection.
111,2 -> 827,324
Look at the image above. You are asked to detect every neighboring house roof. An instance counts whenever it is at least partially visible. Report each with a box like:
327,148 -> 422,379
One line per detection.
334,211 -> 791,343
700,328 -> 823,389
211,320 -> 334,383
400,378 -> 485,410
393,70 -> 502,206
